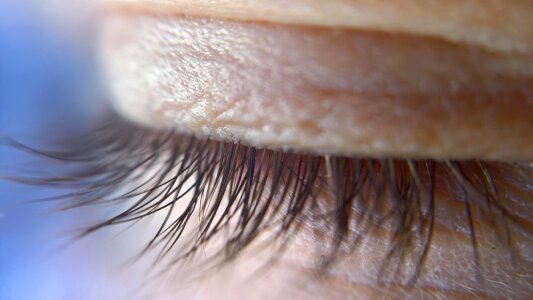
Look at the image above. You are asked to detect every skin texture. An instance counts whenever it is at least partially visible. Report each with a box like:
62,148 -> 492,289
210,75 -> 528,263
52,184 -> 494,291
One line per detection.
100,0 -> 533,53
97,1 -> 533,299
102,15 -> 533,160
127,162 -> 533,300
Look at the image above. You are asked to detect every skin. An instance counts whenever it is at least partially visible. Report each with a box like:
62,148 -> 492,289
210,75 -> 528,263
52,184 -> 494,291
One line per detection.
97,1 -> 533,299
101,15 -> 533,160
123,162 -> 533,299
100,0 -> 533,52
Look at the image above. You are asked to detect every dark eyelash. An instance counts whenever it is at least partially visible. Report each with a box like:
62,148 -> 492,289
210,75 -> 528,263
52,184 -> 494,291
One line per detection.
1,112 -> 529,286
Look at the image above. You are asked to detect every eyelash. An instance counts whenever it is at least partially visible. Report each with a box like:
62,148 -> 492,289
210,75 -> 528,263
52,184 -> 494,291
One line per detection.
3,112 -> 529,285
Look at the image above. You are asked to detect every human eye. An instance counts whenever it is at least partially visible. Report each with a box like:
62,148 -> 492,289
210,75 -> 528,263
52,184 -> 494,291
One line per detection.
5,0 -> 533,299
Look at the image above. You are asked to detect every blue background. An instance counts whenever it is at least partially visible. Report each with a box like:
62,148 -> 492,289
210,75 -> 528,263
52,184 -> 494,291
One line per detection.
0,1 -> 135,299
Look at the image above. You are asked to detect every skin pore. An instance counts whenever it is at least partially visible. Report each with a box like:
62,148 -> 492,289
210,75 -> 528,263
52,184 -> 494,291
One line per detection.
97,1 -> 533,299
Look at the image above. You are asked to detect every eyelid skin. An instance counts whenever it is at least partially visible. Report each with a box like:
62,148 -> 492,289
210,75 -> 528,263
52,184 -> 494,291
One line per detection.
101,14 -> 533,160
44,3 -> 532,298
99,0 -> 533,53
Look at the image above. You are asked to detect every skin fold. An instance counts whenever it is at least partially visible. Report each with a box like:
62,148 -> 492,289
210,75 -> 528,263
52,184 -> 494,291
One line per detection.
100,0 -> 533,52
97,0 -> 533,299
101,15 -> 533,160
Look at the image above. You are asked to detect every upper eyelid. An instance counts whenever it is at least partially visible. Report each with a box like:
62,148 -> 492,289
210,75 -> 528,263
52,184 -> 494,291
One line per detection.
100,0 -> 533,53
101,15 -> 533,161
2,2 -> 532,298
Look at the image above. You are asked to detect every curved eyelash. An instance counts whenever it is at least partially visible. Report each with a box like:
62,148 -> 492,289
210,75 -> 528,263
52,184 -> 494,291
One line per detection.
1,113 -> 529,285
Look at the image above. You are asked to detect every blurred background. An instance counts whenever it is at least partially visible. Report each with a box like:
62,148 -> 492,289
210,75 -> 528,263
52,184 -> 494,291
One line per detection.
0,1 -> 146,299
